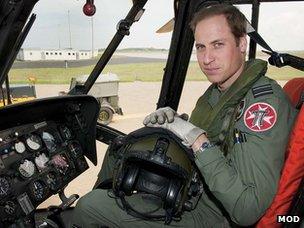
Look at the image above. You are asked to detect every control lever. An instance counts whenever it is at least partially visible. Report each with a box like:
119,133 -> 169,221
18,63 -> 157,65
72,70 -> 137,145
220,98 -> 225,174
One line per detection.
58,189 -> 79,210
39,189 -> 79,228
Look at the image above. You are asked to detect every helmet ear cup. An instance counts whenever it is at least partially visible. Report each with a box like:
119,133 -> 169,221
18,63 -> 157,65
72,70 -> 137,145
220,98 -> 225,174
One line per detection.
165,180 -> 182,211
122,166 -> 139,196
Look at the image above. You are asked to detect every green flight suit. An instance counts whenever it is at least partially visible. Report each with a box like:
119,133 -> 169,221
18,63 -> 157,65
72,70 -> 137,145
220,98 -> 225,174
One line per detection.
71,60 -> 297,228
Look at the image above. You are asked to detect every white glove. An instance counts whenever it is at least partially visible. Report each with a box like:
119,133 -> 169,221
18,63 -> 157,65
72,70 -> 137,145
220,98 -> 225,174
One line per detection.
146,116 -> 205,147
143,107 -> 189,125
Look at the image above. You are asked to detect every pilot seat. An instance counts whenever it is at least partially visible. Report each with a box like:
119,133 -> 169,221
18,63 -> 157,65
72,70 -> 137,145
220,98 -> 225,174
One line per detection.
257,78 -> 304,228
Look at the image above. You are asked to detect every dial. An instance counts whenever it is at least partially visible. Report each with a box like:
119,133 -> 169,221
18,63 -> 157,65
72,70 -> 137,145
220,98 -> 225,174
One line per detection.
59,125 -> 73,140
0,143 -> 12,156
4,201 -> 16,215
0,177 -> 10,198
19,159 -> 35,178
46,172 -> 60,191
50,154 -> 69,175
29,180 -> 48,201
26,134 -> 42,151
42,132 -> 57,153
14,141 -> 26,154
35,153 -> 49,171
76,158 -> 88,171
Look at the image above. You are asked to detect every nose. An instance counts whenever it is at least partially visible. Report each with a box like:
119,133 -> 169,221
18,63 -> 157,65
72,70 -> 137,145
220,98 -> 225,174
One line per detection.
199,48 -> 215,65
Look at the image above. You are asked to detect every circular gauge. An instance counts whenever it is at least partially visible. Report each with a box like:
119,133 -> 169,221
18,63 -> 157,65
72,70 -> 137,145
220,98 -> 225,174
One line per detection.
26,134 -> 42,151
35,153 -> 49,170
50,154 -> 69,175
4,201 -> 16,215
29,180 -> 48,201
0,143 -> 11,155
46,172 -> 60,191
0,177 -> 10,198
60,125 -> 73,140
68,141 -> 82,158
14,141 -> 26,154
42,132 -> 57,153
76,158 -> 88,171
19,159 -> 35,178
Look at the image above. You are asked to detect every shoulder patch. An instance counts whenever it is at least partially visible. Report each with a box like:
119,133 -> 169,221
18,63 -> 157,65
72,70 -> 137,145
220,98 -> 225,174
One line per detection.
252,84 -> 273,98
244,102 -> 277,132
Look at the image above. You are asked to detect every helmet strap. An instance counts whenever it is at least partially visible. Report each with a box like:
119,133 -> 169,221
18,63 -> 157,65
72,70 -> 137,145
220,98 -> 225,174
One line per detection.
115,191 -> 181,225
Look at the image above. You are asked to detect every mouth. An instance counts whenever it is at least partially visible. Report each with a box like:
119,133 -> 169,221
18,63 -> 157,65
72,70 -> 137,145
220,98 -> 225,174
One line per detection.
203,67 -> 220,75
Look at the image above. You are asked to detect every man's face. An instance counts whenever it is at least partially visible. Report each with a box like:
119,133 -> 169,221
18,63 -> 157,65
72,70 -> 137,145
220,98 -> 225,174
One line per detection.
194,15 -> 247,89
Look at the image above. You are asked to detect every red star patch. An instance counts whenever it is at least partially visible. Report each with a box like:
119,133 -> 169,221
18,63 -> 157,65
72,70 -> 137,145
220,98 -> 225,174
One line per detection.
244,102 -> 277,132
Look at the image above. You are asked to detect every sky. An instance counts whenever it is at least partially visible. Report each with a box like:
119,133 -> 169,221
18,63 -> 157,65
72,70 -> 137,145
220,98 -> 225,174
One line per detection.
23,0 -> 304,51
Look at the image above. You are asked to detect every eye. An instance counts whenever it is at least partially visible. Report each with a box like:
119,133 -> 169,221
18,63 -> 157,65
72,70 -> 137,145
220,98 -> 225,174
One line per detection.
195,44 -> 205,51
214,42 -> 224,48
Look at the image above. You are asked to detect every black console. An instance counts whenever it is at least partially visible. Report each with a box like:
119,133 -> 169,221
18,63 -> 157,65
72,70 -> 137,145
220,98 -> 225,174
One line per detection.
0,95 -> 99,226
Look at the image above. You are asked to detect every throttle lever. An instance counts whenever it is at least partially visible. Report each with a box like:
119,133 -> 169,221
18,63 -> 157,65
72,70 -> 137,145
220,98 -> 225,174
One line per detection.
58,190 -> 79,210
42,189 -> 79,228
46,189 -> 79,213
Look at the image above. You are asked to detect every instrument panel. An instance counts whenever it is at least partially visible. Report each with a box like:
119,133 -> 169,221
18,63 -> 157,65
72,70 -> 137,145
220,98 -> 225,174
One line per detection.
0,95 -> 99,224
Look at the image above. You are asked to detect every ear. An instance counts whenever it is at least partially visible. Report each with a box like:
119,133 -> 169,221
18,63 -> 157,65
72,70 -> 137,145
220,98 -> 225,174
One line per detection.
239,35 -> 247,53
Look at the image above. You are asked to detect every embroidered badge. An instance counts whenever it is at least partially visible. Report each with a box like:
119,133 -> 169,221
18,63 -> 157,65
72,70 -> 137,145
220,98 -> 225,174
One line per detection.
235,99 -> 246,121
244,102 -> 277,132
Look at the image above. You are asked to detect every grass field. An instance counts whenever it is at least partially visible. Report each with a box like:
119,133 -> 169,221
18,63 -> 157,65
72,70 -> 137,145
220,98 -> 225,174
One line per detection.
9,60 -> 304,84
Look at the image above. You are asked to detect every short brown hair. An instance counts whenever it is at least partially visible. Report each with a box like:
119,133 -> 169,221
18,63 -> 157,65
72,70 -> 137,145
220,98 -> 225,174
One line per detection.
190,4 -> 247,44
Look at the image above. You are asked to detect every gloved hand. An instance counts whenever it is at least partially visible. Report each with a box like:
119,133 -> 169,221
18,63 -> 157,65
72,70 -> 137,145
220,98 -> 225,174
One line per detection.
146,116 -> 205,147
143,107 -> 189,125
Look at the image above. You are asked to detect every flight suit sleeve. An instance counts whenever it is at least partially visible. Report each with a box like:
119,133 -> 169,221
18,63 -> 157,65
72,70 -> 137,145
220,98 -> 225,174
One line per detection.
194,92 -> 296,226
93,148 -> 117,189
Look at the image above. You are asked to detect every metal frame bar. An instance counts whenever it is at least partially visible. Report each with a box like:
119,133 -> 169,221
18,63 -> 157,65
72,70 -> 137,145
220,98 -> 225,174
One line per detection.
249,0 -> 260,59
1,14 -> 36,106
5,76 -> 11,105
0,0 -> 38,86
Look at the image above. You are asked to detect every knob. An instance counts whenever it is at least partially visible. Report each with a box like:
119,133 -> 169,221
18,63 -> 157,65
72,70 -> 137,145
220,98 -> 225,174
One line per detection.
83,0 -> 96,16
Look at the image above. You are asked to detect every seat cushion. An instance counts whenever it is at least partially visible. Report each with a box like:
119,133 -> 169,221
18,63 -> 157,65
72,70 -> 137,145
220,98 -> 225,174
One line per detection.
283,78 -> 304,108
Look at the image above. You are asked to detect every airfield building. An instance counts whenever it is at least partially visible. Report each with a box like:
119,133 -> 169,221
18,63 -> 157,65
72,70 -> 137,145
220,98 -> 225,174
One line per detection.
17,48 -> 98,61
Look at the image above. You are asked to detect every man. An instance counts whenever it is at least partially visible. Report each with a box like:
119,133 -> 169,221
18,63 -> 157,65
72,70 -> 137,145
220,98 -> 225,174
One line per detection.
71,4 -> 296,227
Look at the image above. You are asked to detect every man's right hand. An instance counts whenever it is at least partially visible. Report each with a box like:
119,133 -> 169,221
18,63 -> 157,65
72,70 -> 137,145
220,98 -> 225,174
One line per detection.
143,107 -> 188,125
143,107 -> 176,125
